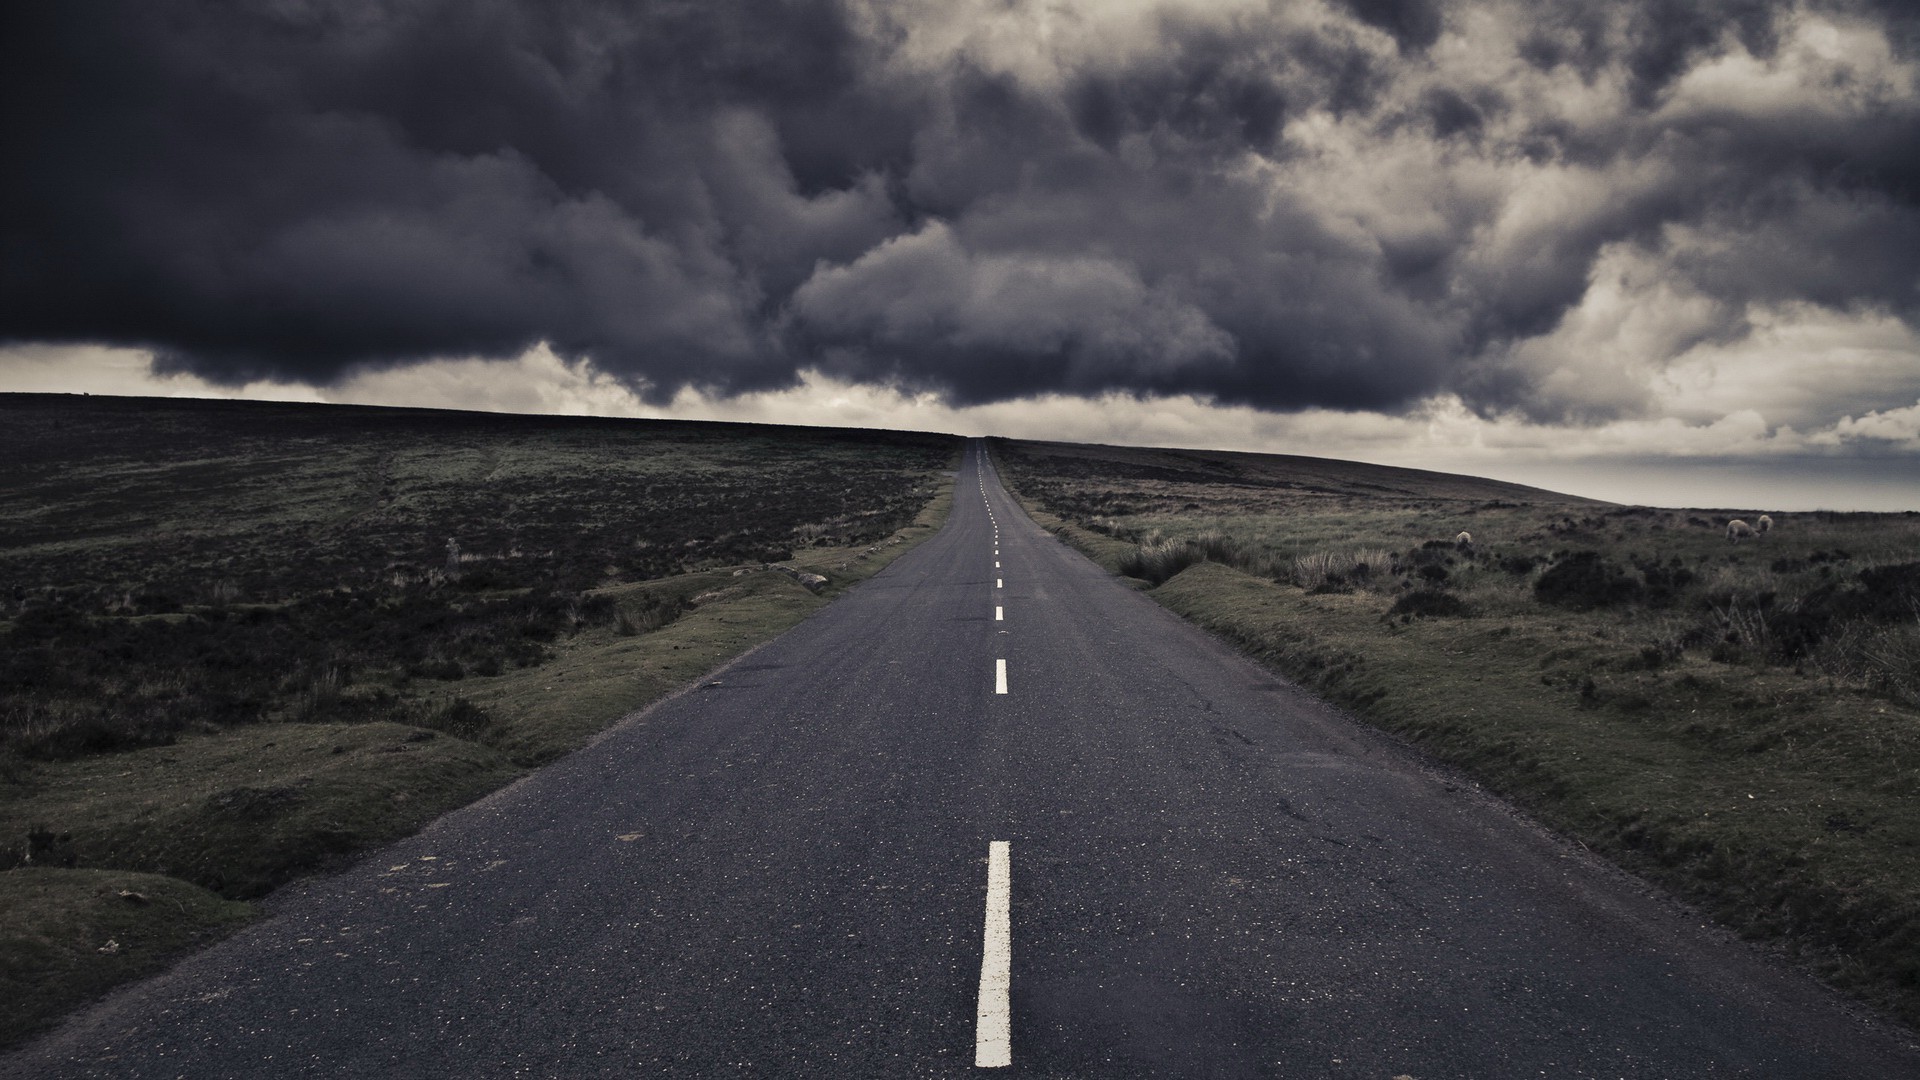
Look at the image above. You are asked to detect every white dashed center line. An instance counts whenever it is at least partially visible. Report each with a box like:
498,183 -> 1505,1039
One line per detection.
995,605 -> 1003,621
996,578 -> 1003,589
994,658 -> 1007,694
975,840 -> 1013,1068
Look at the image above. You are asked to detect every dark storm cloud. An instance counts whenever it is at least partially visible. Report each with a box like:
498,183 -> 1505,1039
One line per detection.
1335,0 -> 1445,53
0,0 -> 882,397
3,0 -> 1919,420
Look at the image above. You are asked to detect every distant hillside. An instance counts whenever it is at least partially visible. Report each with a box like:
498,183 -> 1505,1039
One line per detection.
3,392 -> 1593,508
0,391 -> 955,453
993,437 -> 1604,507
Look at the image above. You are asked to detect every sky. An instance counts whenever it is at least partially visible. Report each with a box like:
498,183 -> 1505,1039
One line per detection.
3,0 -> 1919,510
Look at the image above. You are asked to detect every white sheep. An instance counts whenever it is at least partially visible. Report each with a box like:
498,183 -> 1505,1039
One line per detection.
1756,514 -> 1773,535
1727,519 -> 1755,543
1454,530 -> 1473,550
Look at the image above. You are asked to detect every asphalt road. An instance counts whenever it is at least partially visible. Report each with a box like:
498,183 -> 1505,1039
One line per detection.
10,440 -> 1920,1078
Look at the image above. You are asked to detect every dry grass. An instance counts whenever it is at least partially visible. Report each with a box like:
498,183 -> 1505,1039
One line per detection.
0,869 -> 253,1047
0,395 -> 961,1046
995,435 -> 1920,1026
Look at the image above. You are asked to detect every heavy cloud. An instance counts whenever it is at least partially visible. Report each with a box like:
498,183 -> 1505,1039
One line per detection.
3,0 -> 1918,424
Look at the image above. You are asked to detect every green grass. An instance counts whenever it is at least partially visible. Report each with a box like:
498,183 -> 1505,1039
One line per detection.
0,722 -> 523,898
0,394 -> 960,1046
0,869 -> 253,1047
995,436 -> 1920,1026
431,484 -> 957,767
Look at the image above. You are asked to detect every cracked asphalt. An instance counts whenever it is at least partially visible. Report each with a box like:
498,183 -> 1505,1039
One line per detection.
7,439 -> 1919,1078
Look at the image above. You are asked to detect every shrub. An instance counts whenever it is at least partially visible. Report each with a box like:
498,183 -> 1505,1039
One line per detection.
1534,552 -> 1642,610
1856,562 -> 1920,621
423,697 -> 493,740
1402,543 -> 1455,571
573,594 -> 617,627
1634,557 -> 1696,607
1389,589 -> 1472,618
1498,553 -> 1540,576
615,593 -> 690,636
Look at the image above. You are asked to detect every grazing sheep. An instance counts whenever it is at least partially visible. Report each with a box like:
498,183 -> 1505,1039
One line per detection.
1727,519 -> 1755,543
1756,514 -> 1773,535
1454,530 -> 1474,551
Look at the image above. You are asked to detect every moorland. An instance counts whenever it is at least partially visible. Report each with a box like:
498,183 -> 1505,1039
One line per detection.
0,393 -> 958,1043
994,436 -> 1920,1027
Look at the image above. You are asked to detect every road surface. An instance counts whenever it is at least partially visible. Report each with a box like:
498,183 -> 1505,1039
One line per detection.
9,440 -> 1919,1077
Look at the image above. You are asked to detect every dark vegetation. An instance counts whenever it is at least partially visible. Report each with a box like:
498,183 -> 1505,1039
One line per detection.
994,436 -> 1920,1027
0,394 -> 958,1045
1533,551 -> 1645,610
1003,440 -> 1920,710
0,394 -> 951,763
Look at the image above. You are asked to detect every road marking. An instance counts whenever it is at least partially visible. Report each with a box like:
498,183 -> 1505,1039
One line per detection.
996,578 -> 1002,589
976,840 -> 1012,1068
995,659 -> 1007,694
995,606 -> 1003,621
995,561 -> 1000,568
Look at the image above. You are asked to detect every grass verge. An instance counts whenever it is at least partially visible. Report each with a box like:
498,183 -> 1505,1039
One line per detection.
997,438 -> 1920,1027
0,869 -> 252,1048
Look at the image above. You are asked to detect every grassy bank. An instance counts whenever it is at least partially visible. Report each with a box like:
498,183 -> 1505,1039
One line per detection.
994,436 -> 1920,1025
0,395 -> 959,1045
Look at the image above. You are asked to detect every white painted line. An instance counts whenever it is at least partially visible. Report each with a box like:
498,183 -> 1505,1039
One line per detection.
995,606 -> 1003,621
996,578 -> 1002,589
994,561 -> 1000,568
994,659 -> 1007,695
976,840 -> 1012,1068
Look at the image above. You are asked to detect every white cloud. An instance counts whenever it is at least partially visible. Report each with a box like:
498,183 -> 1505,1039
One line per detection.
1660,11 -> 1919,126
1813,399 -> 1920,450
860,0 -> 1291,91
1655,303 -> 1920,430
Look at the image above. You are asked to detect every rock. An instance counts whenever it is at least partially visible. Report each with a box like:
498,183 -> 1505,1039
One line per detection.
764,564 -> 829,591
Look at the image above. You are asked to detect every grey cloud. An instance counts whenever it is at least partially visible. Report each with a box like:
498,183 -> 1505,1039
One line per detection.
1336,0 -> 1445,53
1,0 -> 871,397
789,222 -> 1236,403
3,0 -> 1919,424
